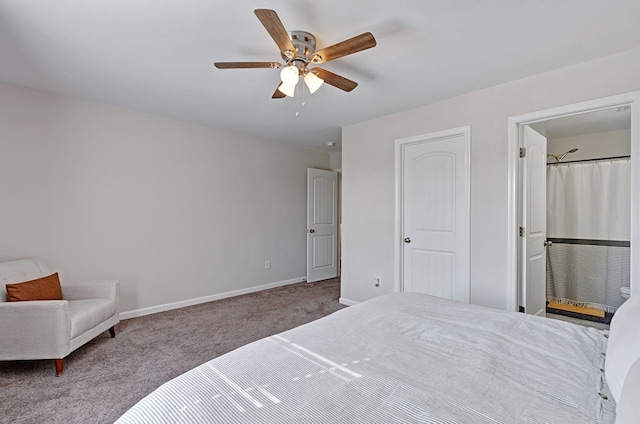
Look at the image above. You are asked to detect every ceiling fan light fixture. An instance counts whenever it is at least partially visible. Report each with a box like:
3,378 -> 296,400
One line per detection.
214,10 -> 377,100
280,65 -> 299,86
304,71 -> 324,94
277,82 -> 296,97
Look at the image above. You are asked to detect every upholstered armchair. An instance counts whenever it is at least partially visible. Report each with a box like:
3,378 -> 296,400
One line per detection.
0,258 -> 119,375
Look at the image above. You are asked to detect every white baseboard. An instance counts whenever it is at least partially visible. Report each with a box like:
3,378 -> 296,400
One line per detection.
339,297 -> 359,306
120,277 -> 306,320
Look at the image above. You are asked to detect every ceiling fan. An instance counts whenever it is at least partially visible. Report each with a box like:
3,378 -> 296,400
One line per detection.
214,9 -> 377,99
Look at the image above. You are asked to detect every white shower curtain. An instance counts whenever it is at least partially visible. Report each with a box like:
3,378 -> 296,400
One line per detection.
546,159 -> 630,312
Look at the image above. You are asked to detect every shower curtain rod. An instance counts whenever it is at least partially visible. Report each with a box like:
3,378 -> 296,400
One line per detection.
547,154 -> 630,165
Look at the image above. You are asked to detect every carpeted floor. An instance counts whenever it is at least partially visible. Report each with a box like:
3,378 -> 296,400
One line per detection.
0,278 -> 344,424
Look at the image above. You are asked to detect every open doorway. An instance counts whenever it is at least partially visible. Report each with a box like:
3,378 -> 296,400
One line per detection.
528,108 -> 631,326
507,91 -> 640,322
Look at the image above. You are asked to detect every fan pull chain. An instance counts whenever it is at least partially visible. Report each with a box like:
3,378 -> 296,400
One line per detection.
295,76 -> 301,116
295,82 -> 299,116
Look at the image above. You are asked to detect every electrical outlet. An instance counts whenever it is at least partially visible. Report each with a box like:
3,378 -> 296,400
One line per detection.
374,277 -> 381,287
264,260 -> 270,270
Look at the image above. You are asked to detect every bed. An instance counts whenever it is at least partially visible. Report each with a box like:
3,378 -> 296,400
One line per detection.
116,292 -> 640,423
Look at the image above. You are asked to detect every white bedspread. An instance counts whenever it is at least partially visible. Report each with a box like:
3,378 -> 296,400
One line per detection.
116,293 -> 615,423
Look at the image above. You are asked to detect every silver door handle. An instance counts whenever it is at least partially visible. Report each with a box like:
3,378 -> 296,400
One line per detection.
404,237 -> 411,243
309,229 -> 315,233
544,240 -> 552,247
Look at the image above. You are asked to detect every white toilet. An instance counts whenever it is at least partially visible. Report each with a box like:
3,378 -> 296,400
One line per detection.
620,286 -> 631,300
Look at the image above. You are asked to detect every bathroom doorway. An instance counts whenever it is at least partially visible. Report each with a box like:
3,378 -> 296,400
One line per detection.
507,91 -> 640,323
529,107 -> 631,326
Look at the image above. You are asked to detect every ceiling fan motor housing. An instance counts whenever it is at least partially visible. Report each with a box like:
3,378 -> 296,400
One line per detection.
283,31 -> 317,73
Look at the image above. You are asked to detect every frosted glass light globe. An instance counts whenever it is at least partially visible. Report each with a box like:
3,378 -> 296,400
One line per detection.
277,83 -> 296,97
280,65 -> 299,86
303,71 -> 324,94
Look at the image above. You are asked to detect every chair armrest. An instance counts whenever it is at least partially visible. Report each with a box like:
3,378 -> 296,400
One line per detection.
0,300 -> 71,359
61,280 -> 119,301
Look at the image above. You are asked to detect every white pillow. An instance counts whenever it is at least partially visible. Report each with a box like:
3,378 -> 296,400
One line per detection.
606,294 -> 640,403
614,357 -> 640,423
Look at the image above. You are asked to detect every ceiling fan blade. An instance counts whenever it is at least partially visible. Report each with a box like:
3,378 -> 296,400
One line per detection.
214,62 -> 280,69
310,32 -> 376,64
313,68 -> 358,92
254,9 -> 296,56
272,86 -> 286,99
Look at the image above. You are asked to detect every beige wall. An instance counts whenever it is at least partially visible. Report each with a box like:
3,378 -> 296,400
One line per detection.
548,129 -> 630,162
0,83 -> 330,315
330,152 -> 342,170
341,47 -> 640,310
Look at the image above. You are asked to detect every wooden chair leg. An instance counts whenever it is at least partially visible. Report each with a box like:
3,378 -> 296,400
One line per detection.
52,328 -> 115,376
54,359 -> 64,376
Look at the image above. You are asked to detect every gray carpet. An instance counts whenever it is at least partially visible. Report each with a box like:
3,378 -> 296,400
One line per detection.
0,278 -> 344,424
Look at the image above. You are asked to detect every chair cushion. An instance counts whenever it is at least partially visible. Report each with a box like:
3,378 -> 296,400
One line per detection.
5,273 -> 63,302
68,299 -> 117,339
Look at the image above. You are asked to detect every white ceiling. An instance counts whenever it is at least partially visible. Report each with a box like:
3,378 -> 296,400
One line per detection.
2,0 -> 640,151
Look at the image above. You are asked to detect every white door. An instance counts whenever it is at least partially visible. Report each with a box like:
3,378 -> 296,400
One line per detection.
399,127 -> 470,302
307,168 -> 338,282
521,125 -> 547,316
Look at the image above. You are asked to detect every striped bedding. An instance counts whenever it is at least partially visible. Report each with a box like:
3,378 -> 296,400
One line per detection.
116,292 -> 615,423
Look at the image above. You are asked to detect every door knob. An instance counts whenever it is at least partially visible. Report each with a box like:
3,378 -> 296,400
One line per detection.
309,229 -> 315,233
544,240 -> 552,247
404,237 -> 411,243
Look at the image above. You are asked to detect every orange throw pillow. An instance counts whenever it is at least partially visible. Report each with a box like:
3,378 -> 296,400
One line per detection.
6,273 -> 63,302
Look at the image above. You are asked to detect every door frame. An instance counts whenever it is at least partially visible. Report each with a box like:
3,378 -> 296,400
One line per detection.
507,91 -> 640,312
394,125 -> 471,294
